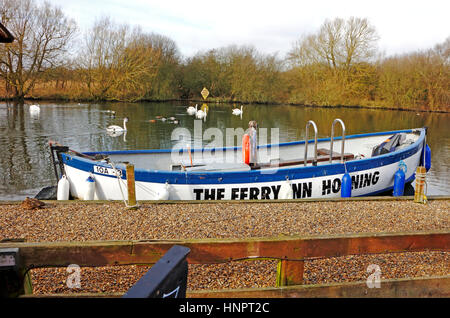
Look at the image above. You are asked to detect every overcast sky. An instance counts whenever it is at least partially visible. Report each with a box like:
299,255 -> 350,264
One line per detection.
46,0 -> 449,58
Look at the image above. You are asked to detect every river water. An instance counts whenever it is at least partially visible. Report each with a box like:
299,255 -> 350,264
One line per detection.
0,101 -> 449,200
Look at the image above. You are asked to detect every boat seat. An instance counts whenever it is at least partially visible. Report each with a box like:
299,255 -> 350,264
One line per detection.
316,148 -> 355,161
251,149 -> 354,170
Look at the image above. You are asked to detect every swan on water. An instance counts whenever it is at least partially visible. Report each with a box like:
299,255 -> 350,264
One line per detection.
187,104 -> 198,115
232,105 -> 243,115
195,108 -> 206,119
107,117 -> 128,133
29,104 -> 40,113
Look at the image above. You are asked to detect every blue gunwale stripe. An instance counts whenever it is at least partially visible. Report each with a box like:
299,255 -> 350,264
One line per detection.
62,128 -> 425,185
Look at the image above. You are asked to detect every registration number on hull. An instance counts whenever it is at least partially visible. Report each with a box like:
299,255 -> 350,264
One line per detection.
94,165 -> 123,177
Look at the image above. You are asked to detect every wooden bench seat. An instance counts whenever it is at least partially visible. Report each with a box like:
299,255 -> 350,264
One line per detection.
251,148 -> 354,170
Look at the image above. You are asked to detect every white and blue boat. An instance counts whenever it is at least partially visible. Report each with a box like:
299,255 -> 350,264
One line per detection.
55,119 -> 431,201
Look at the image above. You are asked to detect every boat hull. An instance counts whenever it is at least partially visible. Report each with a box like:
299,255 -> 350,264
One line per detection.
61,128 -> 426,201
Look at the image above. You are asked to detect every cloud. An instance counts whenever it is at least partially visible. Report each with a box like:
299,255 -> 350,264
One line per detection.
46,0 -> 450,58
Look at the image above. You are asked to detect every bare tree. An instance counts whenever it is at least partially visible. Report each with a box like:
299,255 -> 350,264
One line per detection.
288,17 -> 379,71
78,17 -> 161,101
317,18 -> 344,69
0,0 -> 77,101
78,17 -> 128,99
342,17 -> 379,69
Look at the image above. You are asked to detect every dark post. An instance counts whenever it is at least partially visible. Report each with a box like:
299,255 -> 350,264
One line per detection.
49,144 -> 69,183
0,248 -> 30,297
123,245 -> 190,298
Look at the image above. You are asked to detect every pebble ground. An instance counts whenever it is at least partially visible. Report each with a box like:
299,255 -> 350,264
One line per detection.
0,199 -> 448,295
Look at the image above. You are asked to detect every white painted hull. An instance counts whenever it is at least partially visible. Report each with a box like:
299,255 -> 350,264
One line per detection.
61,128 -> 427,201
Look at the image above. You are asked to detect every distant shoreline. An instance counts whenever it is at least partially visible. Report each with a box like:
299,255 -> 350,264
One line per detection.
2,97 -> 449,114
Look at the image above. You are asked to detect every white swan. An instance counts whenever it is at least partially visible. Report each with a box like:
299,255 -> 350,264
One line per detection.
107,117 -> 128,133
195,108 -> 207,119
29,104 -> 40,113
187,104 -> 198,115
232,105 -> 243,115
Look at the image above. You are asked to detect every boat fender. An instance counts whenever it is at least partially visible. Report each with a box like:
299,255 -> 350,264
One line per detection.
57,175 -> 70,200
420,144 -> 431,172
341,173 -> 352,198
393,161 -> 407,197
242,134 -> 250,165
279,179 -> 293,200
83,175 -> 95,200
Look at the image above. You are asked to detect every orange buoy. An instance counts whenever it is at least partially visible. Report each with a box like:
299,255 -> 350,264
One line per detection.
242,134 -> 250,165
149,119 -> 156,123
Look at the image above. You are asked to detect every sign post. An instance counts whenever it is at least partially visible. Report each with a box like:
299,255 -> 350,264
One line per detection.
200,87 -> 209,119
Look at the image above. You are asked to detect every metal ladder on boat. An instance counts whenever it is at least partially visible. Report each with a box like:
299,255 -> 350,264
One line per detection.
304,120 -> 318,166
330,119 -> 346,164
303,119 -> 346,166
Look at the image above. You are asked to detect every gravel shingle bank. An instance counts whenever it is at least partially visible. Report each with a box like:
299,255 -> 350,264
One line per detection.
29,251 -> 449,294
1,199 -> 448,295
1,199 -> 449,241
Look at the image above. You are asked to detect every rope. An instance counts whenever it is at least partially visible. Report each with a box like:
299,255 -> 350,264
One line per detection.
134,181 -> 159,197
106,157 -> 163,201
106,158 -> 131,207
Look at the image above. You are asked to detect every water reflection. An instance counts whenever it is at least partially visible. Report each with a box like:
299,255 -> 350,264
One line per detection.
107,130 -> 127,142
0,101 -> 449,199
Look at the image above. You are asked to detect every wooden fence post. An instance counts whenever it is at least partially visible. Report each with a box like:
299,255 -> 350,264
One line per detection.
276,259 -> 304,287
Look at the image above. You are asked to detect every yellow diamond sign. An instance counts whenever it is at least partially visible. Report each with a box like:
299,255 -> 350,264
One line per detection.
201,87 -> 209,100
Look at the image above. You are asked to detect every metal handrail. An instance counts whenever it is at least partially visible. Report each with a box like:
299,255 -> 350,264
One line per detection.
330,119 -> 346,163
304,120 -> 318,166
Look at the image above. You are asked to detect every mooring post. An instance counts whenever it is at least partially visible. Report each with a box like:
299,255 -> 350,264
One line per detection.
276,259 -> 305,287
414,166 -> 427,203
126,163 -> 138,208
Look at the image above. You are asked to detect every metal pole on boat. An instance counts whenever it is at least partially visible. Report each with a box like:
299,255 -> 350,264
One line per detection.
126,163 -> 138,208
330,119 -> 346,164
304,120 -> 318,166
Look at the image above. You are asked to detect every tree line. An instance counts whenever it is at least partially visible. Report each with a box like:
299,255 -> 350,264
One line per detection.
0,0 -> 449,111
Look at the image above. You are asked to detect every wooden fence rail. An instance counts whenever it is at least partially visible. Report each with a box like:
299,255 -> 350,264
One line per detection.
1,230 -> 449,295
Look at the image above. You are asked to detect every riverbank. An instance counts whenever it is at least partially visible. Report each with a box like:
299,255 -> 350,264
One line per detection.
1,197 -> 448,295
